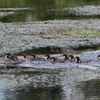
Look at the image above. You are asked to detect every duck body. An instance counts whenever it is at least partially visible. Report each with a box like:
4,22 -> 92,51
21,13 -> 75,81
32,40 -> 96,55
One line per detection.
45,55 -> 51,60
50,57 -> 64,63
31,53 -> 43,60
6,53 -> 18,61
0,53 -> 24,64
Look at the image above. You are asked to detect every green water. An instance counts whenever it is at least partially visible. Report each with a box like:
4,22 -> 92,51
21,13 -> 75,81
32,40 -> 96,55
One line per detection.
0,0 -> 100,22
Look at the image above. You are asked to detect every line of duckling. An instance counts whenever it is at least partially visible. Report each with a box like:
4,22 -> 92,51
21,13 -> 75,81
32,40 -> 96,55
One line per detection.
0,52 -> 97,64
1,52 -> 100,64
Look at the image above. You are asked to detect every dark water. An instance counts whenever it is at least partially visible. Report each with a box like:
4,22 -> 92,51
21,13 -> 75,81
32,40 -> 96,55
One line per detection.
1,87 -> 61,100
0,0 -> 100,22
78,79 -> 100,100
0,67 -> 100,100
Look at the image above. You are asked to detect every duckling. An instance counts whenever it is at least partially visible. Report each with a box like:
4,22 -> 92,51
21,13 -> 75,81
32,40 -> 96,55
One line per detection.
31,53 -> 37,60
21,53 -> 31,60
0,53 -> 24,64
45,55 -> 51,60
31,53 -> 43,60
74,56 -> 81,63
50,57 -> 64,63
63,54 -> 69,60
97,55 -> 100,60
5,53 -> 18,61
68,54 -> 74,61
74,56 -> 88,63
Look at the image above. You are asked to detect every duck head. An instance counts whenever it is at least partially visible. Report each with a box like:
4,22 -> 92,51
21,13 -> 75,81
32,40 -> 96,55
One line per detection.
21,53 -> 28,59
6,53 -> 12,58
45,55 -> 51,60
31,53 -> 36,59
68,55 -> 74,61
63,54 -> 69,60
74,56 -> 80,63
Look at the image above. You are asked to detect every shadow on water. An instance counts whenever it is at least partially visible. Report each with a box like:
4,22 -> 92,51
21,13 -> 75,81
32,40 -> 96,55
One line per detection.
17,46 -> 62,55
1,78 -> 100,100
17,44 -> 100,55
77,79 -> 100,100
0,86 -> 61,100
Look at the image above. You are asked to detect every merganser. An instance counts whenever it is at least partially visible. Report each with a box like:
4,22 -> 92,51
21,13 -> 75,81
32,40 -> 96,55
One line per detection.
0,53 -> 23,64
74,56 -> 81,63
21,53 -> 31,60
50,57 -> 64,63
45,55 -> 51,60
63,54 -> 69,60
68,55 -> 74,61
31,53 -> 43,60
5,53 -> 18,61
74,56 -> 89,63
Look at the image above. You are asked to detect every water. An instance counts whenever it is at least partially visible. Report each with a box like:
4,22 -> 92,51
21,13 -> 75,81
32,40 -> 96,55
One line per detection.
0,0 -> 100,22
0,86 -> 61,100
0,0 -> 100,100
0,66 -> 99,100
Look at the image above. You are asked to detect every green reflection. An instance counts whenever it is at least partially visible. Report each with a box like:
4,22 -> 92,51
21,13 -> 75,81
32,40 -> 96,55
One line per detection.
0,0 -> 100,22
0,0 -> 100,8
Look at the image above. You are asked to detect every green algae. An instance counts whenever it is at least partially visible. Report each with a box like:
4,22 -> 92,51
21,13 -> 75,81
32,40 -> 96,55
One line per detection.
76,29 -> 100,35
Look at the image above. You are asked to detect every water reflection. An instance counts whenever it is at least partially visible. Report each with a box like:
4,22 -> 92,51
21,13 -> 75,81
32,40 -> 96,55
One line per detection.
0,65 -> 99,100
81,79 -> 100,100
2,86 -> 61,100
0,0 -> 100,22
18,46 -> 62,55
61,79 -> 100,100
1,79 -> 100,100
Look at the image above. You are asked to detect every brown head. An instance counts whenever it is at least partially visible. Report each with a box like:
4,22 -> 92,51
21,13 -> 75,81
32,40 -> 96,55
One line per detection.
5,53 -> 12,58
21,53 -> 27,59
68,55 -> 74,61
45,55 -> 50,60
31,53 -> 36,59
50,57 -> 57,62
74,56 -> 80,63
63,54 -> 69,60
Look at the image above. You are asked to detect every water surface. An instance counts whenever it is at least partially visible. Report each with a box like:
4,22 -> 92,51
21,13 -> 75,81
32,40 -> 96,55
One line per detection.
0,0 -> 100,22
